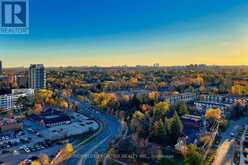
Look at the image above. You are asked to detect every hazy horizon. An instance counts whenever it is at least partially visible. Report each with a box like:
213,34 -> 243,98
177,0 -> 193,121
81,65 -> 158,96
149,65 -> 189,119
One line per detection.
2,63 -> 248,69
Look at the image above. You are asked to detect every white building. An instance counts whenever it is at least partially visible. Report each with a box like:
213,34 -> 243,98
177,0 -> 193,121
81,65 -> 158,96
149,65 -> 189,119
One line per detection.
160,92 -> 197,105
0,89 -> 34,111
12,88 -> 34,95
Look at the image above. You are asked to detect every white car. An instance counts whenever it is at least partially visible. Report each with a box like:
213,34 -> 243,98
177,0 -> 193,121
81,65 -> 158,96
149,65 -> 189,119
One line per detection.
24,148 -> 31,153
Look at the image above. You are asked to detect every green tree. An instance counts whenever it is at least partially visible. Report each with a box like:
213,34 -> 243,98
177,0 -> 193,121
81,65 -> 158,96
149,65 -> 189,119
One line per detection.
168,112 -> 183,144
151,119 -> 168,146
152,102 -> 170,120
219,119 -> 229,132
130,111 -> 150,139
175,101 -> 189,115
184,144 -> 203,165
230,100 -> 245,119
118,110 -> 126,122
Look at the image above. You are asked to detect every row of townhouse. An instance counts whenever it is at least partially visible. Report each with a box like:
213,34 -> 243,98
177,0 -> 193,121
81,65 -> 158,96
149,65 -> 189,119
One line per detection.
160,92 -> 197,105
199,94 -> 248,105
195,94 -> 248,116
194,101 -> 232,116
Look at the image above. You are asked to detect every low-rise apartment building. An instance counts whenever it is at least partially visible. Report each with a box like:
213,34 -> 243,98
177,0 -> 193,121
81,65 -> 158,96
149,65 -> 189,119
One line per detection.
0,88 -> 34,111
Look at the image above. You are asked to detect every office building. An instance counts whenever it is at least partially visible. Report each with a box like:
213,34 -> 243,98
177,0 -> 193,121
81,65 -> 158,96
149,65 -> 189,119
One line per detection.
28,64 -> 46,89
0,60 -> 2,75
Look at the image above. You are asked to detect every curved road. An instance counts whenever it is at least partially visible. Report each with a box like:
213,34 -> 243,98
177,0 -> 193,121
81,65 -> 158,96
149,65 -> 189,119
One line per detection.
65,101 -> 121,165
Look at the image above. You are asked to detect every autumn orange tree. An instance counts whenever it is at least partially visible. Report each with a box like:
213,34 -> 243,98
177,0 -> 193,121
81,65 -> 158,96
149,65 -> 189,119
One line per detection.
158,82 -> 167,88
148,91 -> 159,104
91,92 -> 118,110
35,89 -> 54,107
50,143 -> 74,165
34,103 -> 42,114
57,99 -> 69,110
230,84 -> 248,96
128,77 -> 138,88
39,154 -> 50,165
205,108 -> 221,123
231,84 -> 241,95
205,108 -> 221,130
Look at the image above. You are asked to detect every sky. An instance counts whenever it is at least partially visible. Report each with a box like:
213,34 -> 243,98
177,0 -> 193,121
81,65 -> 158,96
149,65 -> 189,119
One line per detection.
1,0 -> 248,67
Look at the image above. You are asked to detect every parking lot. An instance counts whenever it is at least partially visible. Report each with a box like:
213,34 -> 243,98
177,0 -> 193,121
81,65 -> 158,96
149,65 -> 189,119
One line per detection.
0,121 -> 62,164
0,126 -> 47,154
0,112 -> 99,165
240,125 -> 248,165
